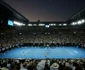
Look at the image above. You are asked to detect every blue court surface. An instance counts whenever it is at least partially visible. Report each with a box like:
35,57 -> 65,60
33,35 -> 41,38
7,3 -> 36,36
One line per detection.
0,47 -> 85,59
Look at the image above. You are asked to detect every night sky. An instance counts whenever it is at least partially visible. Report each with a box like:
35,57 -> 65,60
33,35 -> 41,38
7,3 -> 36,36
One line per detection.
4,0 -> 85,21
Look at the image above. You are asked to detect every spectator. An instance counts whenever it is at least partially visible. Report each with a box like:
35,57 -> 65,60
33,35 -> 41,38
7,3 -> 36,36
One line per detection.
50,63 -> 59,70
20,62 -> 27,70
63,62 -> 72,70
0,62 -> 9,70
44,61 -> 50,70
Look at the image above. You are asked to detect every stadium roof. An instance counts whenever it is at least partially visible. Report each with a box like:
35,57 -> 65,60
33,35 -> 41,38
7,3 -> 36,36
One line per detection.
0,0 -> 29,24
67,7 -> 85,22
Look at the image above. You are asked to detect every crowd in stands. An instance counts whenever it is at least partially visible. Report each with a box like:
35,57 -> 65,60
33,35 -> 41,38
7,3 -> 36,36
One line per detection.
0,28 -> 85,48
0,58 -> 85,70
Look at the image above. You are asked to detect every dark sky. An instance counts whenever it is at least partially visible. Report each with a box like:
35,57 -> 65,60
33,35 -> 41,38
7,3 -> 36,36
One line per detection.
4,0 -> 85,21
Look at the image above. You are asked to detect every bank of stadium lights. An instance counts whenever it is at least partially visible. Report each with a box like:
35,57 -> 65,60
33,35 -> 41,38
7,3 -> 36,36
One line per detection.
14,21 -> 21,26
77,20 -> 82,25
39,23 -> 56,27
80,19 -> 85,24
14,21 -> 25,26
50,24 -> 56,26
63,23 -> 67,26
28,24 -> 32,26
58,23 -> 67,26
71,19 -> 85,25
71,22 -> 77,25
39,24 -> 45,26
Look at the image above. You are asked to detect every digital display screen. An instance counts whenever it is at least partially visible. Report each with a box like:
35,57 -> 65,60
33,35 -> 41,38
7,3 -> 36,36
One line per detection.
8,20 -> 13,26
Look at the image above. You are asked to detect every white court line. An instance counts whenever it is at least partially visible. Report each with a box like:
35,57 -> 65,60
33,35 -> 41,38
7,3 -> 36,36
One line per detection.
66,49 -> 73,55
74,50 -> 78,53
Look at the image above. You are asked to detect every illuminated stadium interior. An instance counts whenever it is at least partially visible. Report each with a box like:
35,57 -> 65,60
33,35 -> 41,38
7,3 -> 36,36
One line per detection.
0,0 -> 85,70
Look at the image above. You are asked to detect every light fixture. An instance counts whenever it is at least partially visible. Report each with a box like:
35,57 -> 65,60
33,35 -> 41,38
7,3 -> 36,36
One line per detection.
63,23 -> 67,26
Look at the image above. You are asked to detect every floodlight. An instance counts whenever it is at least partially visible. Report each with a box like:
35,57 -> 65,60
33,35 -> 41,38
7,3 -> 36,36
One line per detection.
14,21 -> 22,26
39,24 -> 45,26
71,22 -> 77,25
81,19 -> 85,23
50,24 -> 56,26
28,24 -> 32,26
14,21 -> 25,26
59,24 -> 62,26
63,23 -> 67,26
77,20 -> 82,24
20,23 -> 25,26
